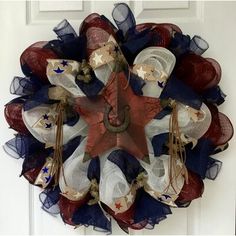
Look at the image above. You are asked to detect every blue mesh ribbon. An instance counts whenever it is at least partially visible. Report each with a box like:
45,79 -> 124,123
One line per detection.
121,31 -> 151,64
112,3 -> 136,37
72,204 -> 111,233
87,158 -> 100,181
23,85 -> 54,111
4,134 -> 45,159
151,133 -> 169,157
160,76 -> 202,109
185,138 -> 221,179
168,32 -> 191,57
10,75 -> 43,96
39,186 -> 61,214
189,35 -> 209,55
205,157 -> 222,180
53,19 -> 77,39
62,136 -> 81,162
202,86 -> 226,105
134,189 -> 172,225
128,72 -> 146,96
44,36 -> 87,62
75,72 -> 104,97
107,150 -> 144,184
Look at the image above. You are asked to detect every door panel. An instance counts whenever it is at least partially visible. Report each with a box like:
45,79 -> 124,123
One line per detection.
0,1 -> 235,235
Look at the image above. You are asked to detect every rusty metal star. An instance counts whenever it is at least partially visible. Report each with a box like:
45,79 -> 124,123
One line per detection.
74,71 -> 162,163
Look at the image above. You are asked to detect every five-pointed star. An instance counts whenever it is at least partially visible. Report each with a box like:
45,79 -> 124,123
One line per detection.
126,192 -> 133,203
42,167 -> 49,173
53,67 -> 64,74
73,191 -> 83,198
136,66 -> 146,79
43,114 -> 49,120
93,53 -> 103,65
115,202 -> 122,210
61,60 -> 68,67
74,72 -> 162,163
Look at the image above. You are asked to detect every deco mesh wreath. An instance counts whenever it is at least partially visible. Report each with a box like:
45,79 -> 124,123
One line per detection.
4,3 -> 234,233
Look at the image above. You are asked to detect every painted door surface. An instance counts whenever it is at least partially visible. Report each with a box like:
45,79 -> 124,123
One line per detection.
0,1 -> 235,235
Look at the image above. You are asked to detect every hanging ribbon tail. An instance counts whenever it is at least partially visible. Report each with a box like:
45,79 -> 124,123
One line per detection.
52,101 -> 66,186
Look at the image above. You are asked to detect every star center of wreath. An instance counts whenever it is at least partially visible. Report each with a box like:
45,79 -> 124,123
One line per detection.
74,71 -> 162,164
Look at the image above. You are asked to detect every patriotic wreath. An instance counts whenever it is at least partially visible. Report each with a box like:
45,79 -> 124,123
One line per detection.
4,3 -> 234,234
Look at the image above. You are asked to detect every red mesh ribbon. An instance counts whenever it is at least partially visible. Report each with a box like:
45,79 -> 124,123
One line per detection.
175,53 -> 221,93
177,170 -> 204,203
132,24 -> 172,48
102,202 -> 147,231
136,23 -> 181,49
23,167 -> 42,185
20,41 -> 58,83
58,194 -> 90,225
203,104 -> 234,146
136,23 -> 182,35
5,102 -> 29,134
149,26 -> 172,48
79,14 -> 117,58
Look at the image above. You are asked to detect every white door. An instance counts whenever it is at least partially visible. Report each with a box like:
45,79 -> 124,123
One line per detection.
0,1 -> 235,235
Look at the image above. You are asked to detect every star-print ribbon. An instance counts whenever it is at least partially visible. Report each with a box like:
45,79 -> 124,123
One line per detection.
34,157 -> 56,188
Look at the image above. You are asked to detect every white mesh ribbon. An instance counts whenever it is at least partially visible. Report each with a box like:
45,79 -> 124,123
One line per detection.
99,150 -> 131,213
47,59 -> 85,97
145,102 -> 212,142
140,154 -> 184,206
138,139 -> 184,206
22,104 -> 87,145
93,62 -> 116,85
59,138 -> 91,201
133,47 -> 176,98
